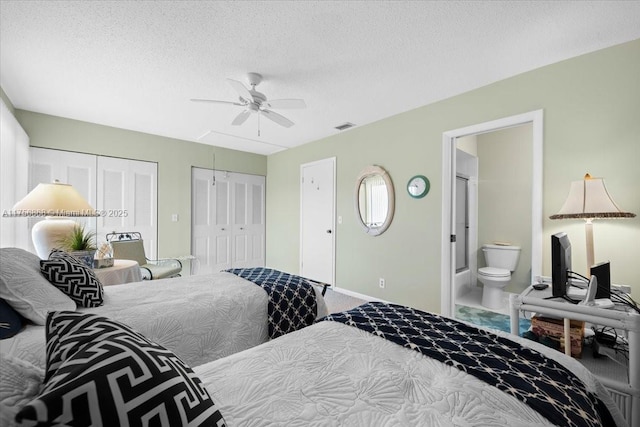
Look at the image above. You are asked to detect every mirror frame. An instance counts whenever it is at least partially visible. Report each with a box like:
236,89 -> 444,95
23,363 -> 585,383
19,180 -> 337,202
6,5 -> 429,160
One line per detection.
354,165 -> 395,236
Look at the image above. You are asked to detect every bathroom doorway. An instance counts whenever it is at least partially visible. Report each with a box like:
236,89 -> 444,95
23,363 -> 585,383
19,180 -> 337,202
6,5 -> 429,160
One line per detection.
454,126 -> 534,315
440,110 -> 543,320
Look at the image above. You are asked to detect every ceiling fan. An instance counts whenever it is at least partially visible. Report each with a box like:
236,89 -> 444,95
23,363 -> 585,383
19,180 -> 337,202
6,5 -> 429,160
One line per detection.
191,73 -> 306,133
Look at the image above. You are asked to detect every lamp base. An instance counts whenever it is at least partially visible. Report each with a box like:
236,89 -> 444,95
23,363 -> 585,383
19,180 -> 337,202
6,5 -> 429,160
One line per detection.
32,217 -> 77,259
585,219 -> 594,275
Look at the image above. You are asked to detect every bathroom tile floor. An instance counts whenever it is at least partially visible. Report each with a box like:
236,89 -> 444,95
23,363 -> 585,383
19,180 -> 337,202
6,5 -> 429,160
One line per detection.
455,287 -> 531,334
455,287 -> 512,315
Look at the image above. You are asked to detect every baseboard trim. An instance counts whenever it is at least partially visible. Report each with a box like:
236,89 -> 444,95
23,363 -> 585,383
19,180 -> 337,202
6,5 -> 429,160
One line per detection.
331,286 -> 390,304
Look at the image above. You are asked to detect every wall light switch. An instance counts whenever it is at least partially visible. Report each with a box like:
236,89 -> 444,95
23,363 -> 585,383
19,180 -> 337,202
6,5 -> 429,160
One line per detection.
338,216 -> 342,224
171,214 -> 179,222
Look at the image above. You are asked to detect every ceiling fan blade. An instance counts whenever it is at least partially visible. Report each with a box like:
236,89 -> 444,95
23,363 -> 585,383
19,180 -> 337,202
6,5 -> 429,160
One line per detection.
261,109 -> 294,128
227,79 -> 254,102
231,110 -> 251,126
264,99 -> 306,109
190,98 -> 243,106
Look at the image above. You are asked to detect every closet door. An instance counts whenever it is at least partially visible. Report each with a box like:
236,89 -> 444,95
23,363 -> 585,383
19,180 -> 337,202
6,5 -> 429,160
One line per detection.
97,157 -> 157,258
232,173 -> 265,268
191,168 -> 265,274
191,168 -> 227,275
28,148 -> 97,254
212,171 -> 233,273
1,101 -> 29,249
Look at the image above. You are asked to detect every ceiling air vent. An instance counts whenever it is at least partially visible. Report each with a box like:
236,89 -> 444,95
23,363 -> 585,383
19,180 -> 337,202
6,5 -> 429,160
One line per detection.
334,122 -> 356,131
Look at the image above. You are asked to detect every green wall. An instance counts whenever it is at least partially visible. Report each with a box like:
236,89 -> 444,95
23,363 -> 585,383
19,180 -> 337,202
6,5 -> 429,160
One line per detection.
14,111 -> 267,258
266,39 -> 640,311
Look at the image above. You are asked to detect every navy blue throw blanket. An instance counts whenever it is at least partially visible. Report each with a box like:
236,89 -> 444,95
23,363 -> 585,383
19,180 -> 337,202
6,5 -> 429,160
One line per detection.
323,302 -> 612,427
225,268 -> 317,339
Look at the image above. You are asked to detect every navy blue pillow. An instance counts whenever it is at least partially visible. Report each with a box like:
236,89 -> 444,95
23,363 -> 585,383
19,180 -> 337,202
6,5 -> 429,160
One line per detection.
0,298 -> 24,339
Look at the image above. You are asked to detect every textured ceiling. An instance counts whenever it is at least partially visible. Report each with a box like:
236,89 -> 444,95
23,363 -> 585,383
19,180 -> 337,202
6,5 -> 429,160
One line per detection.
1,1 -> 639,155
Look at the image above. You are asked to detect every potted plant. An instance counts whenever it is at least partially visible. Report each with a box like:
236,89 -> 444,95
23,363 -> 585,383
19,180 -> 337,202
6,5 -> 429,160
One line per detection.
57,224 -> 97,267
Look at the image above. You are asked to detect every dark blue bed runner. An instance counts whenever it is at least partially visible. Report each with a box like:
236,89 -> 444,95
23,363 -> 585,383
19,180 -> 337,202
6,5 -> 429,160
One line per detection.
225,268 -> 317,339
323,302 -> 613,427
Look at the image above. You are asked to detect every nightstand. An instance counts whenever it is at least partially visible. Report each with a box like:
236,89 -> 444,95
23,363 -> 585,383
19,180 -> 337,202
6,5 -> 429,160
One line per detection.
510,285 -> 640,426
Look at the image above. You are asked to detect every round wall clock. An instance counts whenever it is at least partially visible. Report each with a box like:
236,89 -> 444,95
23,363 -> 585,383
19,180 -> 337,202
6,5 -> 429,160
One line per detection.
407,175 -> 430,199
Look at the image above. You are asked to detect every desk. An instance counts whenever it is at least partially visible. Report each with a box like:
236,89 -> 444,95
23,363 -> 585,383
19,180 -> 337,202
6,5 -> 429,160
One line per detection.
510,285 -> 640,426
93,259 -> 142,286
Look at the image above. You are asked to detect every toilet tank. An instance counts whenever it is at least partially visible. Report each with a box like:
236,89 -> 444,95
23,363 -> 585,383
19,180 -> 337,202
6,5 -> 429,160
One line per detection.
482,244 -> 521,271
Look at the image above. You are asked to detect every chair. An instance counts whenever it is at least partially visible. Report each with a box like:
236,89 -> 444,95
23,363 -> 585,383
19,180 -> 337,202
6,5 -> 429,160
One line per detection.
106,232 -> 182,280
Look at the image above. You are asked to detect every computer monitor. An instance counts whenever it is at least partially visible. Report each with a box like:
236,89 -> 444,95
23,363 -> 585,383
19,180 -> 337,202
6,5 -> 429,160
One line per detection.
551,232 -> 571,298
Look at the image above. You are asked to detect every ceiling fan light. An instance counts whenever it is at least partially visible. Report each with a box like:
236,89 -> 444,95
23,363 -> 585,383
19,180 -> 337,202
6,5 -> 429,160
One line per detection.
194,73 -> 303,129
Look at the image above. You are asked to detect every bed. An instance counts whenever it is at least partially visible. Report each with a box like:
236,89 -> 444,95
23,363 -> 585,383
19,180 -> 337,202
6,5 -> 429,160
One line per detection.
0,248 -> 328,370
197,302 -> 626,426
3,301 -> 627,426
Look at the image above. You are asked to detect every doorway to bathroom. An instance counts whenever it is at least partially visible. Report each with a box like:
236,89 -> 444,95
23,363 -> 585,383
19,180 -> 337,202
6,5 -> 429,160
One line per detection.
455,127 -> 534,318
440,110 -> 544,328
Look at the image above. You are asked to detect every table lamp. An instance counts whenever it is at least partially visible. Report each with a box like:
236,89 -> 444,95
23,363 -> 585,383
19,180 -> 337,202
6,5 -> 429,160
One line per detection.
550,173 -> 635,273
8,180 -> 98,259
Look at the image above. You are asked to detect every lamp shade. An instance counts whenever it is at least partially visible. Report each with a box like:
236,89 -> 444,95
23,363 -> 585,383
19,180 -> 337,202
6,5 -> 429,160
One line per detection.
9,181 -> 98,217
549,174 -> 635,220
7,181 -> 98,259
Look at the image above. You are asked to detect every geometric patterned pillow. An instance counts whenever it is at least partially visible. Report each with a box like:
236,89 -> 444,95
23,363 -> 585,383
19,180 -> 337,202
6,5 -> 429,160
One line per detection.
16,311 -> 227,426
40,249 -> 104,308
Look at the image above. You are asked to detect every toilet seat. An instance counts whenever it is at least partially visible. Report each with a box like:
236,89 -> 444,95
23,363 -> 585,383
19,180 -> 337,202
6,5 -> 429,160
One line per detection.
478,267 -> 510,278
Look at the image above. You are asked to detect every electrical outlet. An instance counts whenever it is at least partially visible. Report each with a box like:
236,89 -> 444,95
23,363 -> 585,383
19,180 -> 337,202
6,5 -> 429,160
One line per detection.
379,278 -> 385,289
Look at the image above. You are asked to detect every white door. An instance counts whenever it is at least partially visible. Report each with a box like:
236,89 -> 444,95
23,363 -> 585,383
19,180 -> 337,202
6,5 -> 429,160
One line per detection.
1,101 -> 29,249
232,173 -> 265,268
191,168 -> 265,274
212,172 -> 233,272
97,156 -> 157,258
28,148 -> 97,254
300,157 -> 335,285
191,168 -> 217,275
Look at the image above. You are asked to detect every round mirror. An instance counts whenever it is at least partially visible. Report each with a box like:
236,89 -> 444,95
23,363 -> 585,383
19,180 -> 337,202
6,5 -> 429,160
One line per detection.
355,165 -> 395,236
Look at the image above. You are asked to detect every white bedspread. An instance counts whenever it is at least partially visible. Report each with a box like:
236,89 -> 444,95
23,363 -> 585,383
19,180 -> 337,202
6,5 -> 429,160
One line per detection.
196,321 -> 626,427
0,272 -> 328,370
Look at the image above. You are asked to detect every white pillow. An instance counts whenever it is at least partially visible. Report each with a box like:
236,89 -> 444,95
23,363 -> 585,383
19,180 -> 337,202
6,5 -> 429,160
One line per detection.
0,353 -> 44,427
0,248 -> 76,325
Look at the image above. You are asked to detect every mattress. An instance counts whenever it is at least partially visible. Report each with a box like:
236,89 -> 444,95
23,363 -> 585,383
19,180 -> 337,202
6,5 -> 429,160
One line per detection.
0,272 -> 328,370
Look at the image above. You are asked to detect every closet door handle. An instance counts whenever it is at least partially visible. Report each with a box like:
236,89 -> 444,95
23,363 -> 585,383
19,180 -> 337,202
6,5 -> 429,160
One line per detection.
326,229 -> 332,234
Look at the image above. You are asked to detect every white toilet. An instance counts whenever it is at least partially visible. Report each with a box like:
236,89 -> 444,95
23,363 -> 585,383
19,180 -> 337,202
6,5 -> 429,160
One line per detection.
478,244 -> 521,309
